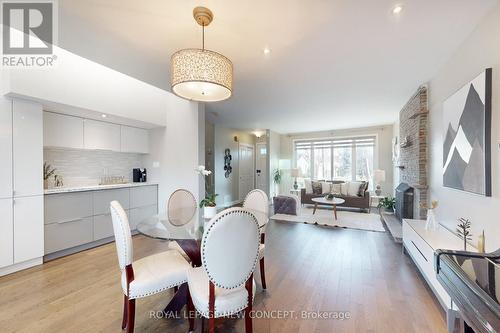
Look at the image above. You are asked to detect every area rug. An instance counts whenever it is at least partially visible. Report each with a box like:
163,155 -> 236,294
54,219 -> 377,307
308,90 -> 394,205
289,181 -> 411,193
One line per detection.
271,207 -> 385,232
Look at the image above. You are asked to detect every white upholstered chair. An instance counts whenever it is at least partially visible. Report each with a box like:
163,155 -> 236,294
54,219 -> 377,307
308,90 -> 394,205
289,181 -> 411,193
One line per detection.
166,189 -> 197,262
186,207 -> 261,333
243,189 -> 269,289
110,201 -> 190,333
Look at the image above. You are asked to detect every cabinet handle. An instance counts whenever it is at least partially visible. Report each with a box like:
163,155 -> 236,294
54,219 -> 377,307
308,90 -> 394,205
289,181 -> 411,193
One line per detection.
57,218 -> 83,224
411,240 -> 428,262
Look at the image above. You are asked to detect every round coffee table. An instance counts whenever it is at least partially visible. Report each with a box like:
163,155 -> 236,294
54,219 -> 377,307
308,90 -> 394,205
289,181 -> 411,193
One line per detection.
311,197 -> 345,220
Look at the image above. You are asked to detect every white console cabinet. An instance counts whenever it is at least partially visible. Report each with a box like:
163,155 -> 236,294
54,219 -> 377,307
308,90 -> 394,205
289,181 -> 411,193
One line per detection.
402,219 -> 477,332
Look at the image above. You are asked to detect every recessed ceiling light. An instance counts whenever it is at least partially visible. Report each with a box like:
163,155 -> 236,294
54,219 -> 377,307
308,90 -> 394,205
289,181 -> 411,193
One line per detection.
392,5 -> 403,14
101,114 -> 107,118
263,48 -> 271,55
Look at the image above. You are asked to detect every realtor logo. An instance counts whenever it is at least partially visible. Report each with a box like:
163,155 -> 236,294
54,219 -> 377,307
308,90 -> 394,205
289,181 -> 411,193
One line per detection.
2,1 -> 53,54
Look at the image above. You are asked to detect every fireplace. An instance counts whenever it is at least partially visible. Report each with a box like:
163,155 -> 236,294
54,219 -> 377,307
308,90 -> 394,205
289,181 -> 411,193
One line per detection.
395,183 -> 414,221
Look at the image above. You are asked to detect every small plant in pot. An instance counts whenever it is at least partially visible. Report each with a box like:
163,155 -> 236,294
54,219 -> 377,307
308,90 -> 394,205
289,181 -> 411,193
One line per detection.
378,196 -> 396,212
196,165 -> 218,219
43,162 -> 56,189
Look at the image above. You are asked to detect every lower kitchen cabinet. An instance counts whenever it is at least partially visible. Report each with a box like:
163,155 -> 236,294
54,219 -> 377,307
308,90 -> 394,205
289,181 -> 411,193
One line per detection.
14,196 -> 44,264
129,204 -> 158,230
0,198 -> 13,268
93,213 -> 115,240
45,217 -> 93,254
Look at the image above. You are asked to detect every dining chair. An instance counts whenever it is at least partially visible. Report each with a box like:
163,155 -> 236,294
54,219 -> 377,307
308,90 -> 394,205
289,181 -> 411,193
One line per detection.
110,201 -> 190,333
186,207 -> 261,333
166,189 -> 197,261
243,189 -> 269,289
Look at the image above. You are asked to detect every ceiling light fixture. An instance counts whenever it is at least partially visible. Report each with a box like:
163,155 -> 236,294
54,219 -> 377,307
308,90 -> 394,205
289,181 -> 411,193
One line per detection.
263,48 -> 271,55
392,5 -> 403,14
101,114 -> 107,118
171,7 -> 233,102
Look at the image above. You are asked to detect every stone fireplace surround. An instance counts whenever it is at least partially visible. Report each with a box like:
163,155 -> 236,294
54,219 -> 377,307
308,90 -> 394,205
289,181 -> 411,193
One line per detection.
396,86 -> 429,220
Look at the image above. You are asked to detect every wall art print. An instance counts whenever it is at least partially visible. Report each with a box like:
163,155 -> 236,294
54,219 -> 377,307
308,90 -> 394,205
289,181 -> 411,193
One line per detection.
442,68 -> 492,196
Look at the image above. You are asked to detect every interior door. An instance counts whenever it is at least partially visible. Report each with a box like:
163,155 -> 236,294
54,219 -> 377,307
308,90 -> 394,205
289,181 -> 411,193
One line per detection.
239,144 -> 255,200
255,143 -> 267,193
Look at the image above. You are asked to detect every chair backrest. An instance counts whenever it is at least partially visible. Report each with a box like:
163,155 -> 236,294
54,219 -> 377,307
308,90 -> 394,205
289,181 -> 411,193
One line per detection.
201,207 -> 260,289
167,189 -> 197,226
110,201 -> 133,270
243,189 -> 269,231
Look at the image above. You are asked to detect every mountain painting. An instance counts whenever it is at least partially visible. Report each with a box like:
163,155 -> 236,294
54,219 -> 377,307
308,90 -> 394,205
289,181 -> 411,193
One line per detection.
442,68 -> 492,196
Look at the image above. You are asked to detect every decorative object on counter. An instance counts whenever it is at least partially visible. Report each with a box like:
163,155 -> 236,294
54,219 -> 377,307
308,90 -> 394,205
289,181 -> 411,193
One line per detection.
373,169 -> 386,196
478,230 -> 485,253
377,196 -> 395,212
291,168 -> 300,190
196,165 -> 218,219
99,175 -> 127,185
442,68 -> 492,196
223,148 -> 232,178
421,200 -> 439,230
456,218 -> 472,251
43,162 -> 56,189
325,193 -> 335,200
392,136 -> 400,164
54,175 -> 64,187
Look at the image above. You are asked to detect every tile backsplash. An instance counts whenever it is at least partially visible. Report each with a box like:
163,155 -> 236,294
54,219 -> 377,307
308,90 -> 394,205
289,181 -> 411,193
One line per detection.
44,148 -> 145,187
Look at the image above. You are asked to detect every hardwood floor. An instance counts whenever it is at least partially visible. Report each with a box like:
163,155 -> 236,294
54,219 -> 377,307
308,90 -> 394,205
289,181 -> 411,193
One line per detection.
0,219 -> 448,332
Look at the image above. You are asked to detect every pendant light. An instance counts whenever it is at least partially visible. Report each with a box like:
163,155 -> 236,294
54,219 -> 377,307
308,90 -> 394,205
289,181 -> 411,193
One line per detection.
171,7 -> 233,102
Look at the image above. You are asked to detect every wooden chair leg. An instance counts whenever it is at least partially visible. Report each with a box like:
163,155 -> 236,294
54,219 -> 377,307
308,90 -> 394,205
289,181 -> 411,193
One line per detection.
245,274 -> 253,333
126,298 -> 136,333
122,295 -> 128,329
260,257 -> 267,290
187,287 -> 195,332
208,282 -> 215,333
201,317 -> 205,333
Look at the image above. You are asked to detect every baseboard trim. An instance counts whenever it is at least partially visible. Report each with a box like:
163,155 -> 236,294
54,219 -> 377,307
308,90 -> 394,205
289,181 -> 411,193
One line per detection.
0,257 -> 43,277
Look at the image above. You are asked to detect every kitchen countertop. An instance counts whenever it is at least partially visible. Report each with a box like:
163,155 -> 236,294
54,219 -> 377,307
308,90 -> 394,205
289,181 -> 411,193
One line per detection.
44,182 -> 158,194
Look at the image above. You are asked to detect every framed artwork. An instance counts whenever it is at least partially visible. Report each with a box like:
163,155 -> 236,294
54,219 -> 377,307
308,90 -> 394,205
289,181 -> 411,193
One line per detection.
442,68 -> 492,196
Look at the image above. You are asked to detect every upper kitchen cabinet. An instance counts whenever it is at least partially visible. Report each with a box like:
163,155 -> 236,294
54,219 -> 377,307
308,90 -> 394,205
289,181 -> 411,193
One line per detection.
43,112 -> 84,149
12,99 -> 43,197
0,98 -> 13,199
83,119 -> 120,151
121,125 -> 149,154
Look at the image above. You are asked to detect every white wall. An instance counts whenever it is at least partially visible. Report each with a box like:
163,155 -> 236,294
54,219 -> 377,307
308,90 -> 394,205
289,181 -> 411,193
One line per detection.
143,99 -> 203,218
280,125 -> 394,195
214,127 -> 255,207
428,3 -> 500,251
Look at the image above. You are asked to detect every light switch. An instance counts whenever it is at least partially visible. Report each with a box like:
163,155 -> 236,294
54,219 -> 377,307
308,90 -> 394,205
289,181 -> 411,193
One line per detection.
152,161 -> 160,168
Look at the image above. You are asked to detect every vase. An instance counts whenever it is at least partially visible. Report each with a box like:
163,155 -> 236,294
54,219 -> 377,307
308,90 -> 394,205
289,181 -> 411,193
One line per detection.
204,206 -> 217,219
425,209 -> 438,231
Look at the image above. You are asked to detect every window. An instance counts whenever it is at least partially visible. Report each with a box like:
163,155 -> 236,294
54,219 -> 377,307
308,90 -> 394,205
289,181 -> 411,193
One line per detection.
293,136 -> 375,186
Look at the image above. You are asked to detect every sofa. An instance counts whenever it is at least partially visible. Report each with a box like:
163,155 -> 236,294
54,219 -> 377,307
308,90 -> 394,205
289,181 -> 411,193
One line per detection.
300,180 -> 370,212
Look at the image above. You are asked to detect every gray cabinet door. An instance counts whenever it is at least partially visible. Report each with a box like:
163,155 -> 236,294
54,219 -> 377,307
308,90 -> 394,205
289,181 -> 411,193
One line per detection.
44,217 -> 93,254
93,189 -> 130,215
93,213 -> 120,240
44,192 -> 93,225
130,185 -> 157,208
129,204 -> 157,230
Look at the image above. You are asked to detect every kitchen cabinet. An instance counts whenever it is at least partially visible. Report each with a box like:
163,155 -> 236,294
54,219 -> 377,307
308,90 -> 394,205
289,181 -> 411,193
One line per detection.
12,99 -> 43,197
44,191 -> 93,224
45,217 -> 93,254
121,125 -> 149,153
130,185 -> 157,208
14,195 -> 44,264
0,98 -> 12,199
0,198 -> 13,268
93,188 -> 129,215
43,112 -> 84,149
83,119 -> 121,151
129,204 -> 157,230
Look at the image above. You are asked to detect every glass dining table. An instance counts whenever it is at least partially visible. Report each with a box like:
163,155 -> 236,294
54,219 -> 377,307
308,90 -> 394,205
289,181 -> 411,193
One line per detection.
136,208 -> 268,314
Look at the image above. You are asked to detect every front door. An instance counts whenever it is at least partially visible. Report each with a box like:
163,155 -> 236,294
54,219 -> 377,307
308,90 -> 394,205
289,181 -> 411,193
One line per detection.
239,143 -> 255,200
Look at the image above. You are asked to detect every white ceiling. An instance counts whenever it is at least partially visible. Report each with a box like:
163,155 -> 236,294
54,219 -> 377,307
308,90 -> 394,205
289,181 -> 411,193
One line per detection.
58,0 -> 497,134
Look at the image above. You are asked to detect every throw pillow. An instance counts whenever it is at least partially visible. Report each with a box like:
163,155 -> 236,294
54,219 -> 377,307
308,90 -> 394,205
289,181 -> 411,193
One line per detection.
304,179 -> 313,194
320,181 -> 331,194
357,181 -> 368,197
331,183 -> 342,195
312,181 -> 322,194
347,181 -> 364,196
340,182 -> 349,196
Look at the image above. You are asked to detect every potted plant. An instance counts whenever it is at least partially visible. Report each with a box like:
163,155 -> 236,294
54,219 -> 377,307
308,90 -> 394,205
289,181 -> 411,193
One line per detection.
377,196 -> 396,212
43,162 -> 56,189
196,165 -> 218,219
273,169 -> 281,197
